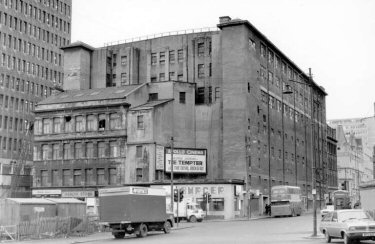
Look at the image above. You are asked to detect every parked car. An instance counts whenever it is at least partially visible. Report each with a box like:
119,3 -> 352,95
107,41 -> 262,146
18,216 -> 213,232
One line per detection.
319,209 -> 375,244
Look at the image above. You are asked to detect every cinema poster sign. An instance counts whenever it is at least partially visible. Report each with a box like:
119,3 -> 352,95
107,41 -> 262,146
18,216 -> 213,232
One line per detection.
165,148 -> 207,174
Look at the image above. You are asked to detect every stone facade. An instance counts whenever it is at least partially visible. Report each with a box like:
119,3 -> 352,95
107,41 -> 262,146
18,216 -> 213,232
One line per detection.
33,16 -> 332,217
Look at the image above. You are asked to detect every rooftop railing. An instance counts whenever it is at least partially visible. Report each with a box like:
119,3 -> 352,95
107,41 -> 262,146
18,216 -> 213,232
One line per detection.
103,27 -> 220,47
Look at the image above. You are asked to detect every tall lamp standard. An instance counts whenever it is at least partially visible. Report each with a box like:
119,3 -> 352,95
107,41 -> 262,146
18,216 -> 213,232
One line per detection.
287,68 -> 318,236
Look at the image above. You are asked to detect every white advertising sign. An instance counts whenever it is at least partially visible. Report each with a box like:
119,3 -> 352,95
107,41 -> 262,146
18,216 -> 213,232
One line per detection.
165,148 -> 207,174
32,189 -> 62,196
155,145 -> 165,170
62,190 -> 95,198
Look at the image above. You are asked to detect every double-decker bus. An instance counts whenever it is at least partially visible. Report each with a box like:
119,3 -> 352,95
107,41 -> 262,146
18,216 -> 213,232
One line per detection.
271,185 -> 303,217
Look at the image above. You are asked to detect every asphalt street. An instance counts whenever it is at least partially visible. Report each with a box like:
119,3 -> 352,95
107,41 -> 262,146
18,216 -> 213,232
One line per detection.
11,213 -> 375,244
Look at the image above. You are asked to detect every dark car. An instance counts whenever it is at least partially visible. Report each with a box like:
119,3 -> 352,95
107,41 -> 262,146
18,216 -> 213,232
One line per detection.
319,209 -> 375,244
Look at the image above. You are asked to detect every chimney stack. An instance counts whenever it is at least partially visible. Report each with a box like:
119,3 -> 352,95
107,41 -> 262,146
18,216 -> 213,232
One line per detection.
219,16 -> 232,24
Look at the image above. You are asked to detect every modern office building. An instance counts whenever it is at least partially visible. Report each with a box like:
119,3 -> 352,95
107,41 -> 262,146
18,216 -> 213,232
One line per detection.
0,0 -> 71,197
32,16 -> 329,218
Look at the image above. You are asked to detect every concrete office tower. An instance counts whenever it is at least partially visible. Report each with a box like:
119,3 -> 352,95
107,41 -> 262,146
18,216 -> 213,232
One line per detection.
33,16 -> 331,218
0,0 -> 71,197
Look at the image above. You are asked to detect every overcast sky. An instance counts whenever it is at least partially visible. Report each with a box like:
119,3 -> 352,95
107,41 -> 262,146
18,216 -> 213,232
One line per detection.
71,0 -> 375,120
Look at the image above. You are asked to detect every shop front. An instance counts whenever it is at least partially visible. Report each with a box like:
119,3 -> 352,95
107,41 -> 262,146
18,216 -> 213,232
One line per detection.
154,180 -> 244,220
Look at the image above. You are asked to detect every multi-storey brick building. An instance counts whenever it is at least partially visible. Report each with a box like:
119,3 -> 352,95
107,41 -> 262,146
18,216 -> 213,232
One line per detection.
0,0 -> 71,197
326,125 -> 338,200
33,16 -> 330,218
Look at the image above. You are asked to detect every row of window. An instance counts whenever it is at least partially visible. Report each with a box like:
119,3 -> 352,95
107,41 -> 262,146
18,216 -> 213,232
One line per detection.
146,63 -> 212,84
0,136 -> 31,153
151,50 -> 184,65
0,12 -> 70,50
260,90 -> 309,122
1,0 -> 71,30
0,94 -> 35,113
0,73 -> 53,97
34,113 -> 123,135
1,52 -> 63,83
1,31 -> 64,65
34,141 -> 122,161
260,42 -> 305,83
39,168 -> 117,187
260,67 -> 308,108
0,115 -> 29,132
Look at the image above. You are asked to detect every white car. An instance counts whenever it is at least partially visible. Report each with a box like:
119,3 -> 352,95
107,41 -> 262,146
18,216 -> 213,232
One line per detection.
319,209 -> 375,244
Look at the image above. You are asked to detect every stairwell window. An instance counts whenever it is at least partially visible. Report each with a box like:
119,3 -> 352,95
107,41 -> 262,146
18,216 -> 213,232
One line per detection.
198,64 -> 205,78
198,42 -> 204,56
151,53 -> 157,65
159,52 -> 165,65
121,55 -> 127,65
169,50 -> 175,63
137,115 -> 144,129
179,92 -> 186,104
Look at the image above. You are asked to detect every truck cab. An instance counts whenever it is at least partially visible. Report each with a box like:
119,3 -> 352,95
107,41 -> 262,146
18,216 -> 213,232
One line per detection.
172,199 -> 204,223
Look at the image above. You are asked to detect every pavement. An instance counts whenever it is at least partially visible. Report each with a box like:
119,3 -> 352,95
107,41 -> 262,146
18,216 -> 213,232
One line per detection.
3,214 -> 272,244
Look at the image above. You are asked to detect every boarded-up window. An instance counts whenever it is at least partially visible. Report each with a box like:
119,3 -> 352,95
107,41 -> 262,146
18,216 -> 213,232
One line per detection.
109,113 -> 120,130
86,142 -> 94,158
43,118 -> 51,134
41,170 -> 48,186
52,170 -> 59,186
85,168 -> 93,185
63,143 -> 72,159
53,117 -> 61,133
62,169 -> 70,186
110,141 -> 119,158
97,168 -> 105,185
75,115 -> 84,132
73,169 -> 82,186
109,168 -> 117,185
42,144 -> 51,160
136,145 -> 142,158
75,143 -> 83,159
98,142 -> 106,158
86,115 -> 96,131
52,144 -> 61,159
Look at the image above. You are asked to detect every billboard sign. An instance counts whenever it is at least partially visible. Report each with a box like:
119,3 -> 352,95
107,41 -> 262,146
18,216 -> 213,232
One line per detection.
165,148 -> 207,174
155,145 -> 165,170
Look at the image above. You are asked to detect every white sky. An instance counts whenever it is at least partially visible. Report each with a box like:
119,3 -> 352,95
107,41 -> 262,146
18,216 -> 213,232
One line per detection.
71,0 -> 375,120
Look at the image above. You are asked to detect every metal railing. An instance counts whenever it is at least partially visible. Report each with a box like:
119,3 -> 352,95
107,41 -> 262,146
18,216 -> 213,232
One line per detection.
104,27 -> 220,47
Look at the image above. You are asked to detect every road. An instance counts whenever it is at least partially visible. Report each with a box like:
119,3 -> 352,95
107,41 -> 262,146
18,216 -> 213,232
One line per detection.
14,213 -> 375,244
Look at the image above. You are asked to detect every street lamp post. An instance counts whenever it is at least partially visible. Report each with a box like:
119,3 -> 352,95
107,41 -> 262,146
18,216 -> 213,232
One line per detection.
287,68 -> 319,237
170,137 -> 174,214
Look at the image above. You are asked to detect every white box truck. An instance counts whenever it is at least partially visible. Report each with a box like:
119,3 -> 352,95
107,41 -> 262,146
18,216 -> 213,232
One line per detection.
167,198 -> 204,222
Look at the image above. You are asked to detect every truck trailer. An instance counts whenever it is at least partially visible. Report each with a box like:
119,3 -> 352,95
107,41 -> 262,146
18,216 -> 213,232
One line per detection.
98,186 -> 173,239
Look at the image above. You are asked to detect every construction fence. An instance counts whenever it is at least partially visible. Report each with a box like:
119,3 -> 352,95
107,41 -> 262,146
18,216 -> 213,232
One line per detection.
0,216 -> 104,241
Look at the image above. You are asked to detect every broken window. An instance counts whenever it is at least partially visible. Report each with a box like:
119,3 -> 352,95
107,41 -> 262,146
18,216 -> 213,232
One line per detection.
98,114 -> 106,130
196,87 -> 205,104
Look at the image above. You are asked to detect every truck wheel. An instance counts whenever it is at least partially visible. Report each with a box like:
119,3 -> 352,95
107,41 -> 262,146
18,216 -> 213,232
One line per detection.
163,221 -> 171,234
189,215 -> 197,223
136,224 -> 148,238
112,231 -> 125,239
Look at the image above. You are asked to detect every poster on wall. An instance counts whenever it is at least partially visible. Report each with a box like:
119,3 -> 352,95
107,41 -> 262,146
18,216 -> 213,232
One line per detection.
155,145 -> 165,170
165,148 -> 207,174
